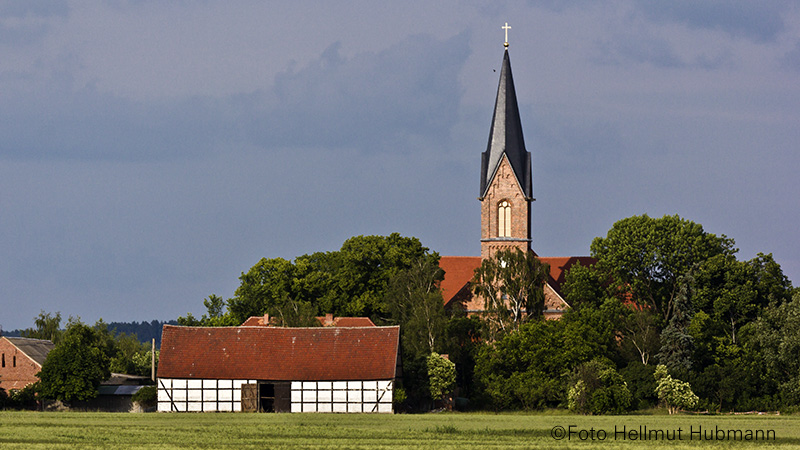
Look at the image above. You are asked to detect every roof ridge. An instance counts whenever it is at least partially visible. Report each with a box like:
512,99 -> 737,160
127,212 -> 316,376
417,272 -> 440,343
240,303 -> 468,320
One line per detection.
3,336 -> 53,342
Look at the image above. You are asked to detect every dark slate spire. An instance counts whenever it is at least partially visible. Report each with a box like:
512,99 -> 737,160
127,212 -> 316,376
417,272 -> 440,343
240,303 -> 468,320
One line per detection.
479,49 -> 532,199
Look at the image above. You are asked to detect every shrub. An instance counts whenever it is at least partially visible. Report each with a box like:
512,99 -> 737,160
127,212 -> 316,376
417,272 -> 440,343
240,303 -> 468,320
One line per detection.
654,364 -> 698,414
427,353 -> 456,402
8,384 -> 39,410
568,358 -> 632,415
132,386 -> 157,408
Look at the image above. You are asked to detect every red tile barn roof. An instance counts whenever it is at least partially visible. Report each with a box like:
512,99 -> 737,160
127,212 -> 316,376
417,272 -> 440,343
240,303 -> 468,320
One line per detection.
157,325 -> 399,381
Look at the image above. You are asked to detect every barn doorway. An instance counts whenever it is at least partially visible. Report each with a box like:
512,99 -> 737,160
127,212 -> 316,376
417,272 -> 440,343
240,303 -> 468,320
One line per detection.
258,383 -> 275,412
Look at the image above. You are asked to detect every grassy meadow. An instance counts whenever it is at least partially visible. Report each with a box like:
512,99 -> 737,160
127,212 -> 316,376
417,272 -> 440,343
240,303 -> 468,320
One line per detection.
0,411 -> 798,449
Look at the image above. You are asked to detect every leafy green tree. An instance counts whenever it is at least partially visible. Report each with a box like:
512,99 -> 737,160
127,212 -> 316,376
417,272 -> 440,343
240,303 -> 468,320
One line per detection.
561,297 -> 629,366
591,214 -> 735,321
471,248 -> 549,338
695,253 -> 792,345
332,233 -> 431,319
562,261 -> 607,310
270,298 -> 320,327
21,311 -> 63,344
219,233 -> 432,325
657,274 -> 695,372
108,332 -> 157,377
427,352 -> 456,406
620,307 -> 660,366
385,255 -> 446,357
745,292 -> 800,406
686,253 -> 794,410
442,316 -> 483,402
228,257 -> 297,324
620,362 -> 657,409
568,358 -> 632,415
654,364 -> 698,414
475,317 -> 607,410
36,321 -> 112,402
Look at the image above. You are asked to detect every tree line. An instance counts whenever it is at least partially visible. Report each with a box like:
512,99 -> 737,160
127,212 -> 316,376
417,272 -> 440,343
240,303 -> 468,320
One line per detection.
173,217 -> 799,413
3,215 -> 797,413
1,314 -> 160,409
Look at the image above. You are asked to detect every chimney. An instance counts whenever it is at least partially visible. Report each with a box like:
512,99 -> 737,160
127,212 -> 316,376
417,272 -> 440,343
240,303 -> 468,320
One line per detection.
325,313 -> 334,326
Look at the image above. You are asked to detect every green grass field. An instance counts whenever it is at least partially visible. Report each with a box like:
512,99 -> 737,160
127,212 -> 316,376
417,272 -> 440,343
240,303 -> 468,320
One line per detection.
1,411 -> 798,449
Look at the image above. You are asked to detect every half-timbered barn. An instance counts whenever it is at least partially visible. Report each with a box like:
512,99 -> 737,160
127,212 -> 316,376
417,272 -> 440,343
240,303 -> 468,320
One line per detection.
157,324 -> 399,413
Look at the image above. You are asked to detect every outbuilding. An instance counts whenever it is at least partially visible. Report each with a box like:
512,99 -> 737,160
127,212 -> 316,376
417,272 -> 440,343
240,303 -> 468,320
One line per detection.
156,324 -> 399,413
0,336 -> 54,391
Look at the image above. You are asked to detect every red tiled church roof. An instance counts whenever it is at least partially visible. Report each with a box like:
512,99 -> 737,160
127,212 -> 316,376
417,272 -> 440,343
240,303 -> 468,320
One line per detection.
540,256 -> 597,286
158,325 -> 399,381
438,255 -> 596,307
438,256 -> 482,305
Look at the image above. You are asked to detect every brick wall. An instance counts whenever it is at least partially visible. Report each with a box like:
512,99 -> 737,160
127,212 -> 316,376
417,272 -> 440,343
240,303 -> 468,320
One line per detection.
481,155 -> 531,259
0,338 -> 43,391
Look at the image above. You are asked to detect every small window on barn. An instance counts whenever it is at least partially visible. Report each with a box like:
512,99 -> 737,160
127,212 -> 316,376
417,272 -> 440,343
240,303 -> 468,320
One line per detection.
1,353 -> 4,368
13,356 -> 16,367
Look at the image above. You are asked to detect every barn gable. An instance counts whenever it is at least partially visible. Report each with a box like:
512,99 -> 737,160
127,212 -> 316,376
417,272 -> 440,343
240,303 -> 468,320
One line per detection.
0,336 -> 55,390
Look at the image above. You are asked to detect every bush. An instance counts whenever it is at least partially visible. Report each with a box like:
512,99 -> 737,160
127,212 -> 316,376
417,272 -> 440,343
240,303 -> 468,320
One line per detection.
620,362 -> 657,409
567,358 -> 632,415
654,364 -> 698,414
7,384 -> 39,410
427,353 -> 456,402
132,385 -> 157,408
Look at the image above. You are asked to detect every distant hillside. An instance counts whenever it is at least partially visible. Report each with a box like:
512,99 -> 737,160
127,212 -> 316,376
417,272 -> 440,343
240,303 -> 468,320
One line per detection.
107,320 -> 178,347
1,320 -> 177,347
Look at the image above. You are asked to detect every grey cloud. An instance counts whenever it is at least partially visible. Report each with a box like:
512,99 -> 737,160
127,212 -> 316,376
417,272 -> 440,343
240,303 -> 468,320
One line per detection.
0,0 -> 68,45
528,107 -> 625,174
0,90 -> 232,161
593,32 -> 686,68
781,42 -> 800,72
0,0 -> 69,18
0,22 -> 51,45
637,0 -> 789,43
245,33 -> 470,152
0,33 -> 470,161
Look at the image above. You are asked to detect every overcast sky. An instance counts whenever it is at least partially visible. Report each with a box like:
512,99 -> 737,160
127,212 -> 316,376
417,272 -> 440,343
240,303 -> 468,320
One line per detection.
1,1 -> 798,330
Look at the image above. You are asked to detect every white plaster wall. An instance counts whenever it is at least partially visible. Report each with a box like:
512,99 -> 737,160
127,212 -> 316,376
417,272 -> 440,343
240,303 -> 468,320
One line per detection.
290,380 -> 393,413
158,378 -> 394,413
157,378 -> 256,413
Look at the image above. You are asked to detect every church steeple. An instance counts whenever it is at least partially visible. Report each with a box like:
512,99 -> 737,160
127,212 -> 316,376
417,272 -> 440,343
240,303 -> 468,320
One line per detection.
479,49 -> 532,200
479,44 -> 533,260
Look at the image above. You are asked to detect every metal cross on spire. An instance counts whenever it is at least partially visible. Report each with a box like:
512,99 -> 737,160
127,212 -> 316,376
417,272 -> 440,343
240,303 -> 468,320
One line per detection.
502,22 -> 511,48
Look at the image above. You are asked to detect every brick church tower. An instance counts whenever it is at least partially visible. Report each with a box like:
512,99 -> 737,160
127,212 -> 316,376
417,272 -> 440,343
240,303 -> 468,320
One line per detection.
479,48 -> 533,260
438,33 -> 592,318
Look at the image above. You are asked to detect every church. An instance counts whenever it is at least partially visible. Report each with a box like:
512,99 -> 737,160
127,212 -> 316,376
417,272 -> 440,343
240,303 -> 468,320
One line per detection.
439,30 -> 593,319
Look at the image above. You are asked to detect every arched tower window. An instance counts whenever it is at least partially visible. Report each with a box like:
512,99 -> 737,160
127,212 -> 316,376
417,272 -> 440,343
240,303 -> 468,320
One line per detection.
498,200 -> 511,237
